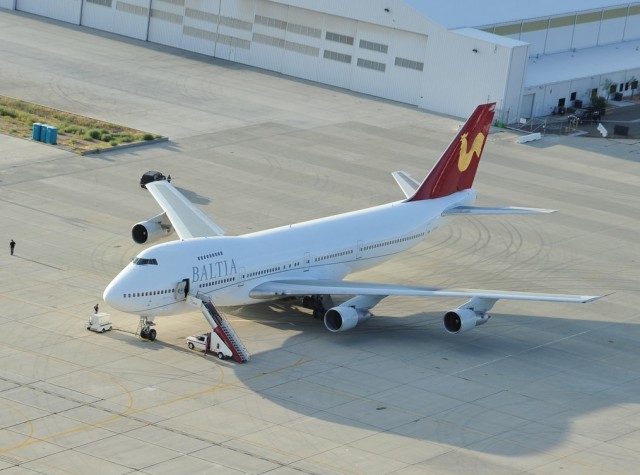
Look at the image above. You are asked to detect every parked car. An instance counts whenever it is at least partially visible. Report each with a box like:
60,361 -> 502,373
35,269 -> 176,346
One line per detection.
185,333 -> 233,359
568,107 -> 600,124
186,334 -> 208,351
140,170 -> 166,188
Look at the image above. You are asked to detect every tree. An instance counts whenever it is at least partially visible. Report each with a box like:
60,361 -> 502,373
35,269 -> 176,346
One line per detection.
630,76 -> 638,100
601,78 -> 615,103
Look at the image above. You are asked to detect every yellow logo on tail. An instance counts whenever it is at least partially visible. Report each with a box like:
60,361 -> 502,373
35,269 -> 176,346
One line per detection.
458,132 -> 485,172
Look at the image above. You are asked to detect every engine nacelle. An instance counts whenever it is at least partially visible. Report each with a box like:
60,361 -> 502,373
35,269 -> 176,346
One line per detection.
443,308 -> 490,334
132,213 -> 174,244
324,306 -> 372,332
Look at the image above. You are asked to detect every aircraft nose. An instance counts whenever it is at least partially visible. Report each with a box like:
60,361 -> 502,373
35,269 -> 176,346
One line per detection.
103,276 -> 125,310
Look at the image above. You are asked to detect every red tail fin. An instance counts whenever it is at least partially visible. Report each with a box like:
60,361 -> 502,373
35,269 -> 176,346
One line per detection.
407,103 -> 496,201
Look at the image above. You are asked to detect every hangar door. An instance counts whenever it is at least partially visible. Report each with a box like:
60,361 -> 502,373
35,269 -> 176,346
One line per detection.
147,0 -> 223,56
81,0 -> 150,41
386,30 -> 428,106
521,93 -> 534,119
16,0 -> 81,24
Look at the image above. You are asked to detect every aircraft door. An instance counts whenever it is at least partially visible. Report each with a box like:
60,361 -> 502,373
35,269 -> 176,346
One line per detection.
357,240 -> 363,259
174,278 -> 189,300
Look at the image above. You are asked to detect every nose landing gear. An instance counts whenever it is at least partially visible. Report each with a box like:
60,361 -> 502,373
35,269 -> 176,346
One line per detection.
138,316 -> 157,341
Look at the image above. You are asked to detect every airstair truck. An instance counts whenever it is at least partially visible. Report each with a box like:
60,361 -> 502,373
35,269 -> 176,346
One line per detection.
187,293 -> 250,363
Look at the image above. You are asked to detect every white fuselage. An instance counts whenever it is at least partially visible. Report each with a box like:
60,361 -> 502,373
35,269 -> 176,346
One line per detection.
103,190 -> 476,316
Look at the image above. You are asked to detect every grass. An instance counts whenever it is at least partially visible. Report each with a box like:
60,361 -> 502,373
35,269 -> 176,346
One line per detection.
0,95 -> 162,154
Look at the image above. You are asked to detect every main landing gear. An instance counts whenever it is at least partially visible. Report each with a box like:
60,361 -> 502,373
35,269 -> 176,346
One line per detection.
301,295 -> 333,319
138,316 -> 157,341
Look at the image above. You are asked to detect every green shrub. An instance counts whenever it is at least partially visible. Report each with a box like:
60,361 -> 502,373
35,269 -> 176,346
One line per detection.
63,125 -> 84,135
142,133 -> 154,141
0,106 -> 18,118
88,129 -> 101,140
100,133 -> 112,142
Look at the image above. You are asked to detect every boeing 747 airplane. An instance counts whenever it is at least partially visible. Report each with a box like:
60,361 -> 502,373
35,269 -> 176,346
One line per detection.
103,103 -> 599,341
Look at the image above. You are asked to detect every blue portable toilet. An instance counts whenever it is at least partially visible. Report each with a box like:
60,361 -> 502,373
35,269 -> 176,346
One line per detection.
39,123 -> 48,142
46,126 -> 58,145
32,123 -> 42,141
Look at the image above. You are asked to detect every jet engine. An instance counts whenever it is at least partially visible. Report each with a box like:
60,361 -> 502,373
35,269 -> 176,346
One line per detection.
324,306 -> 372,332
443,308 -> 490,334
131,212 -> 174,244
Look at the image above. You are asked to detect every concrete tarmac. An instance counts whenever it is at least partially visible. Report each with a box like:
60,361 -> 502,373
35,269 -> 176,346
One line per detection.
1,10 -> 640,475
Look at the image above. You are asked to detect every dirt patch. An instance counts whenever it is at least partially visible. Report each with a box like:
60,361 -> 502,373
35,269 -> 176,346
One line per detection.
0,95 -> 162,154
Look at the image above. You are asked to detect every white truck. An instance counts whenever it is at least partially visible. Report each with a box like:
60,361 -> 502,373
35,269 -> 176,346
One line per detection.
87,313 -> 112,333
186,332 -> 233,360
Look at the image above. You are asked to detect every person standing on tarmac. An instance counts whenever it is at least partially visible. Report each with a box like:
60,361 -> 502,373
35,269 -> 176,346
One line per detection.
10,239 -> 15,255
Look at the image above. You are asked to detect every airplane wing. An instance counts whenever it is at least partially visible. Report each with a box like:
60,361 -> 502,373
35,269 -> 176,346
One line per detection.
145,181 -> 225,239
249,279 -> 600,304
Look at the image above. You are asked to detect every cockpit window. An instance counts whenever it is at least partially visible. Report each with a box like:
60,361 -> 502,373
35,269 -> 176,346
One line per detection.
133,258 -> 158,265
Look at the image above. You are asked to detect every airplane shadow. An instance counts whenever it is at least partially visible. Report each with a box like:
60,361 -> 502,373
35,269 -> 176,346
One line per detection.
174,187 -> 210,206
215,300 -> 640,457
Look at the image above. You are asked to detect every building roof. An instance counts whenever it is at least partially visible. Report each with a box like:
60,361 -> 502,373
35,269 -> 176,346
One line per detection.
402,1 -> 637,29
525,39 -> 640,87
452,28 -> 528,48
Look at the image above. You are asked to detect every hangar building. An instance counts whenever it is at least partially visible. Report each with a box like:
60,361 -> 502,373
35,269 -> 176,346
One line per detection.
2,0 -> 639,123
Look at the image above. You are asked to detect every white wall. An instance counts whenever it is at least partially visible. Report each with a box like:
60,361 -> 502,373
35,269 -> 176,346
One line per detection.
598,15 -> 626,44
8,0 -> 609,122
82,0 -> 116,33
215,0 -> 253,64
351,22 -> 393,99
385,30 -> 428,105
525,66 -> 640,118
520,28 -> 546,57
545,25 -> 573,54
180,1 -> 221,57
281,7 -> 323,81
81,0 -> 150,40
420,29 -> 516,119
113,0 -> 150,40
502,43 -> 529,124
147,0 -> 185,48
491,7 -> 640,57
16,0 -> 81,24
572,19 -> 601,49
624,10 -> 640,40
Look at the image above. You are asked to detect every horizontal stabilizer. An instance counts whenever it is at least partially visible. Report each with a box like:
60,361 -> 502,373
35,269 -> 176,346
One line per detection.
392,171 -> 420,198
442,206 -> 556,216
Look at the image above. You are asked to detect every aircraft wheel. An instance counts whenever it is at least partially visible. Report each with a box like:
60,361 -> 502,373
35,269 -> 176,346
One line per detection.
140,328 -> 149,339
188,342 -> 194,350
148,329 -> 157,341
217,352 -> 225,360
